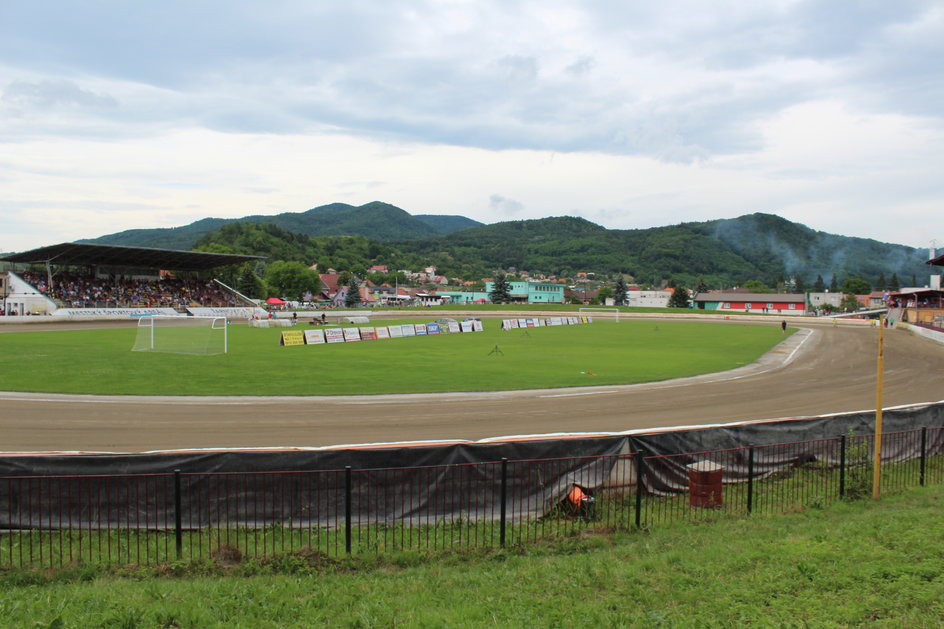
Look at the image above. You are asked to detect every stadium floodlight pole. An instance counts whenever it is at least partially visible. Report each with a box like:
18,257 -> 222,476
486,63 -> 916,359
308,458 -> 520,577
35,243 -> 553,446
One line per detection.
872,313 -> 885,499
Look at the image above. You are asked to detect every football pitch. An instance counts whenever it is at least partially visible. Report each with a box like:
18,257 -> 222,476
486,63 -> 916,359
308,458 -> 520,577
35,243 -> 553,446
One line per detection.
0,319 -> 793,396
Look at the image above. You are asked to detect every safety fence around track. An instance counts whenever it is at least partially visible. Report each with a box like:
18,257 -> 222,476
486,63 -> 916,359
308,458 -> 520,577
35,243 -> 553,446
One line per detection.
3,425 -> 944,568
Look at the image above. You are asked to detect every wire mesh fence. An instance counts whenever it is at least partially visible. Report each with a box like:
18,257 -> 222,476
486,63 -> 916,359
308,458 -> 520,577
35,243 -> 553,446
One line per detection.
3,427 -> 943,568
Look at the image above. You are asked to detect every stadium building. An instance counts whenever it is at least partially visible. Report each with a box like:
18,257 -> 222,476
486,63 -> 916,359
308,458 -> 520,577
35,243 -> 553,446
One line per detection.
1,243 -> 263,318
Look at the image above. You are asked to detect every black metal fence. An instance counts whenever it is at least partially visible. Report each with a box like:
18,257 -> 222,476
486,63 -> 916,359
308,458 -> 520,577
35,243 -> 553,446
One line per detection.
3,426 -> 944,568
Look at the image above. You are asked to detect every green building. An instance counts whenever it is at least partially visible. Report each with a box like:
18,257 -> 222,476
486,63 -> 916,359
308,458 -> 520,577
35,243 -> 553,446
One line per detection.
483,281 -> 565,304
435,291 -> 490,305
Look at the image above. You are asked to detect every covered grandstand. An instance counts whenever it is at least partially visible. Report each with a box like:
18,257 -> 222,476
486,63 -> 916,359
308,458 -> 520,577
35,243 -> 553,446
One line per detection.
1,242 -> 264,317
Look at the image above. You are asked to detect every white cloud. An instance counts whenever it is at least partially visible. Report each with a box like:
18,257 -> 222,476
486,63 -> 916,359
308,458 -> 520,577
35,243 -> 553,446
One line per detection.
0,0 -> 941,253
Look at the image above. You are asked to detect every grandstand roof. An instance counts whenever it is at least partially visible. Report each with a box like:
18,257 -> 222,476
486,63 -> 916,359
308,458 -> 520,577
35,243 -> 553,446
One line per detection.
928,253 -> 944,267
0,242 -> 263,271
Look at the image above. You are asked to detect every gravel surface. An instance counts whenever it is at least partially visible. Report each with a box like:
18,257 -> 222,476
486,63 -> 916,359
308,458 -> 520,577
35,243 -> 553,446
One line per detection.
1,319 -> 940,453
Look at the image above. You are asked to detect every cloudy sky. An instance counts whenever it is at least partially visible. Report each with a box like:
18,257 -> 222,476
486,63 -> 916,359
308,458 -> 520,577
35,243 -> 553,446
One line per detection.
2,1 -> 942,254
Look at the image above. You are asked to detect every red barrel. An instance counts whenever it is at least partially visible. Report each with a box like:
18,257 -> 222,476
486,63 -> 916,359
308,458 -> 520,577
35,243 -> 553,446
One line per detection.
687,461 -> 723,508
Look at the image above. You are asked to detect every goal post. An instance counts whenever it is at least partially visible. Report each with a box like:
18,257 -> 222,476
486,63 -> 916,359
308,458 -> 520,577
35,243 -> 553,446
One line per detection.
578,307 -> 620,322
132,316 -> 228,355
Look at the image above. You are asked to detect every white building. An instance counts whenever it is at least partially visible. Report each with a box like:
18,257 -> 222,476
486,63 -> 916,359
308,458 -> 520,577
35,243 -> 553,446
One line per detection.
626,289 -> 671,308
807,292 -> 842,310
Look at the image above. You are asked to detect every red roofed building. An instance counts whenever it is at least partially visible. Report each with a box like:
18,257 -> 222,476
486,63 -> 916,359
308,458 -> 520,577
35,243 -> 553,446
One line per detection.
692,292 -> 807,315
319,274 -> 342,299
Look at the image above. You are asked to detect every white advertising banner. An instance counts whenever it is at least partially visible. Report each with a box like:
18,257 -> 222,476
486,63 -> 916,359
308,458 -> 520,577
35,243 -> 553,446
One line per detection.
375,326 -> 390,339
53,307 -> 181,318
343,328 -> 362,341
325,328 -> 346,343
188,307 -> 266,319
304,329 -> 326,344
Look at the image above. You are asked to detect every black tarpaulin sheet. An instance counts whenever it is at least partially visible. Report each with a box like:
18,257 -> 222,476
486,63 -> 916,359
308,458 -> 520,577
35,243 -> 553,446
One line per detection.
633,402 -> 944,493
0,437 -> 628,530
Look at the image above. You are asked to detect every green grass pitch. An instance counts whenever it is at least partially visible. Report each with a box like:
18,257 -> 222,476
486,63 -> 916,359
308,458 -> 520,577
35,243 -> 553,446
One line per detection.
0,320 -> 793,396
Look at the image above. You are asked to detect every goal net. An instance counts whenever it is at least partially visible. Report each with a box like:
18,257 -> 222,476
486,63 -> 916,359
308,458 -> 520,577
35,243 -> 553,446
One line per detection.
578,307 -> 619,321
132,316 -> 228,355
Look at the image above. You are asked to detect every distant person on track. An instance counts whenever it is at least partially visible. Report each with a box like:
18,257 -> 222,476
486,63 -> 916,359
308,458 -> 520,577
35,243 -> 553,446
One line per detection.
781,320 -> 787,333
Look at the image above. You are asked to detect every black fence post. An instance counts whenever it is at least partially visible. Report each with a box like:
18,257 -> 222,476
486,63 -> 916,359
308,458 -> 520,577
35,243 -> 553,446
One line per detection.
920,427 -> 927,487
499,458 -> 508,548
634,453 -> 644,529
173,469 -> 182,561
747,447 -> 755,514
839,436 -> 846,498
344,466 -> 352,555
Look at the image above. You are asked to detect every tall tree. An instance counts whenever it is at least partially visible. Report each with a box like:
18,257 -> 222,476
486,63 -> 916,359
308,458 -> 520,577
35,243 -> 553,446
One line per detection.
829,275 -> 839,292
489,272 -> 513,304
840,293 -> 861,311
794,276 -> 805,293
667,282 -> 690,308
813,274 -> 826,292
594,285 -> 614,305
695,276 -> 709,294
265,261 -> 321,301
889,273 -> 901,291
841,277 -> 871,295
875,272 -> 887,291
614,276 -> 628,306
344,275 -> 361,308
236,264 -> 266,299
742,280 -> 774,293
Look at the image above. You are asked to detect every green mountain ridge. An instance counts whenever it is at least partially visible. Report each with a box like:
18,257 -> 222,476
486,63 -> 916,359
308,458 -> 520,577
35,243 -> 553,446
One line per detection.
79,202 -> 484,249
81,204 -> 931,288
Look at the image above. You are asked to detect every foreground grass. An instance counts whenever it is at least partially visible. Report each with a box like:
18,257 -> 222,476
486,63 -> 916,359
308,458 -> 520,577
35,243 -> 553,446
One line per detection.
3,487 -> 943,628
0,319 -> 791,395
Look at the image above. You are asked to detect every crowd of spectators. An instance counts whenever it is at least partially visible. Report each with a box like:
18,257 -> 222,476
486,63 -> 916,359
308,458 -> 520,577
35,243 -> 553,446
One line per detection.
18,271 -> 238,309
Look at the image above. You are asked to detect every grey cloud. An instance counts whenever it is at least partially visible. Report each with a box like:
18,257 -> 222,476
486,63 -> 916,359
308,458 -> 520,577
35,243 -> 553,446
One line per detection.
566,56 -> 595,76
495,55 -> 539,83
489,194 -> 524,216
3,79 -> 117,109
0,1 -> 407,89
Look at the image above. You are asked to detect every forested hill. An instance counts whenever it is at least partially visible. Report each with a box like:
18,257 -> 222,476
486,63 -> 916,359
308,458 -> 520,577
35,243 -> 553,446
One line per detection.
80,202 -> 483,249
396,213 -> 929,285
190,212 -> 931,288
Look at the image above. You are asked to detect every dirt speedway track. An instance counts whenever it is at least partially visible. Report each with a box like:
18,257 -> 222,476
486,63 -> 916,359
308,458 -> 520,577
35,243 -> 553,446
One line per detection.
1,319 -> 941,453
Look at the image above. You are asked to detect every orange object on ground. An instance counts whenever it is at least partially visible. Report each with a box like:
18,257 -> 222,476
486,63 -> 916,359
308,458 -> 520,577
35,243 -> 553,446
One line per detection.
567,485 -> 588,507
